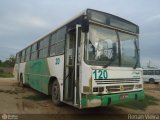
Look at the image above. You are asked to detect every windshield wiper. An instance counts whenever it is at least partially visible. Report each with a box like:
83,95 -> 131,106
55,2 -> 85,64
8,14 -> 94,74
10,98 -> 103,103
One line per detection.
133,41 -> 139,69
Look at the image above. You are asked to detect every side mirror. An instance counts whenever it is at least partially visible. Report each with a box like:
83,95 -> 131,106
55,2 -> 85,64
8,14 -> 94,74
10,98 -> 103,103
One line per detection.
81,19 -> 89,33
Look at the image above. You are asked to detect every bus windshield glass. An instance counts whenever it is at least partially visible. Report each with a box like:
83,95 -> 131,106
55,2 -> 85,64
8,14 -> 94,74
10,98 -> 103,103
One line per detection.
118,32 -> 139,67
85,24 -> 139,67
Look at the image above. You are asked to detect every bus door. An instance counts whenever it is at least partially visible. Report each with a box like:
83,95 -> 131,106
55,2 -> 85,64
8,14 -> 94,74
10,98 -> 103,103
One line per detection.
64,25 -> 81,105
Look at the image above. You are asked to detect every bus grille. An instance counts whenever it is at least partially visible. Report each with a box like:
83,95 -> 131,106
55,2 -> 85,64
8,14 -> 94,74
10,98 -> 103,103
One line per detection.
106,85 -> 134,92
95,78 -> 140,85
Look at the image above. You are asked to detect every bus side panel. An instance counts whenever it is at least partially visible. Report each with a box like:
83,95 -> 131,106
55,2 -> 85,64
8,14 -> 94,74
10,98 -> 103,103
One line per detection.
13,64 -> 18,80
25,59 -> 50,94
143,75 -> 150,82
19,62 -> 26,84
47,55 -> 64,101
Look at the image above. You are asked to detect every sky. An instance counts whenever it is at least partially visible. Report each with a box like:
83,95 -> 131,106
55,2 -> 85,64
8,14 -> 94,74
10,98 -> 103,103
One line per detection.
0,0 -> 160,67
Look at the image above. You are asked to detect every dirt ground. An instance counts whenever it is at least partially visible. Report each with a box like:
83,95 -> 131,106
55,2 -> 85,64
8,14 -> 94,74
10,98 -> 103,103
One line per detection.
0,78 -> 160,120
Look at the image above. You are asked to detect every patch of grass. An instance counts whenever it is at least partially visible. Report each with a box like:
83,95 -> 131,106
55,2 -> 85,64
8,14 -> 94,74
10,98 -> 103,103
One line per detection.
23,94 -> 50,101
116,94 -> 158,110
0,72 -> 13,78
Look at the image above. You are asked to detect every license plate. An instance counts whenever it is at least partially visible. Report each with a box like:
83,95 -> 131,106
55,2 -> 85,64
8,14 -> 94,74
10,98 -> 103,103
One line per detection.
120,94 -> 128,100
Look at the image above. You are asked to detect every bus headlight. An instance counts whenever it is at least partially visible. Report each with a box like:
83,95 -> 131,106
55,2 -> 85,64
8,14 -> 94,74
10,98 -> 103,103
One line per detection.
93,87 -> 98,92
99,87 -> 104,92
93,87 -> 104,92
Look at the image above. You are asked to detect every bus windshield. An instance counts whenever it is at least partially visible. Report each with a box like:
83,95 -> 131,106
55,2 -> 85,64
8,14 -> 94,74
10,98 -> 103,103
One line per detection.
85,24 -> 139,67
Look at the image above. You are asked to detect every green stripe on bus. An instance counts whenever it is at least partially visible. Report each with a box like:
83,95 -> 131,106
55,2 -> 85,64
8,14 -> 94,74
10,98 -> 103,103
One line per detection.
81,90 -> 144,107
25,58 -> 50,94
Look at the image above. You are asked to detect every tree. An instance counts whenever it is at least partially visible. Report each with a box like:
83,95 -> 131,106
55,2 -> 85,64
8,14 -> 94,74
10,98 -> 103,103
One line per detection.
9,55 -> 16,67
7,55 -> 16,67
0,55 -> 16,67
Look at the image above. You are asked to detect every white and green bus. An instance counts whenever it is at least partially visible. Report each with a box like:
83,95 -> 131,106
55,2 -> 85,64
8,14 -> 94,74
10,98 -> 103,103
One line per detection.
14,9 -> 144,109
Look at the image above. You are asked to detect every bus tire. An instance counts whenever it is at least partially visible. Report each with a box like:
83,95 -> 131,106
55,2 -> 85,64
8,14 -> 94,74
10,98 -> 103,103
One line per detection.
19,74 -> 24,87
149,78 -> 155,84
52,80 -> 61,106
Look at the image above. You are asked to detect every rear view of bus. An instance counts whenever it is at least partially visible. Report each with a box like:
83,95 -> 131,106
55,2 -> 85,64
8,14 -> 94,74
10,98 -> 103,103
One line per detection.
14,9 -> 144,109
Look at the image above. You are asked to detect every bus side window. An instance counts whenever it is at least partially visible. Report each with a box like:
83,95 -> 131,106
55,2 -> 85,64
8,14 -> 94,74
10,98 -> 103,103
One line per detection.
56,41 -> 64,55
155,70 -> 160,75
16,53 -> 20,63
148,70 -> 154,75
31,43 -> 38,60
143,70 -> 147,75
56,27 -> 65,55
20,50 -> 26,62
19,51 -> 22,63
57,27 -> 66,42
26,47 -> 31,61
50,32 -> 57,56
39,37 -> 49,58
50,27 -> 66,56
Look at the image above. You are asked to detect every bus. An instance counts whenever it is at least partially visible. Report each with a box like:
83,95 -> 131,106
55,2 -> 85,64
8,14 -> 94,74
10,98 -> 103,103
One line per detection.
14,9 -> 144,109
143,68 -> 160,83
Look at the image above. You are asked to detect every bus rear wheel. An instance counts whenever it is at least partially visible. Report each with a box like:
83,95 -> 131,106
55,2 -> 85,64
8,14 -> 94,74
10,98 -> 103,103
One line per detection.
149,78 -> 155,84
52,80 -> 61,106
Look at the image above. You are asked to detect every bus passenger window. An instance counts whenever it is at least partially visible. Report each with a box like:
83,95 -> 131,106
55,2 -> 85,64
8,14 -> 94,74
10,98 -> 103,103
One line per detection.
155,70 -> 160,75
143,70 -> 147,75
25,47 -> 31,61
50,27 -> 66,56
148,70 -> 154,75
16,53 -> 20,63
21,50 -> 26,62
56,41 -> 64,55
39,37 -> 49,58
31,43 -> 38,60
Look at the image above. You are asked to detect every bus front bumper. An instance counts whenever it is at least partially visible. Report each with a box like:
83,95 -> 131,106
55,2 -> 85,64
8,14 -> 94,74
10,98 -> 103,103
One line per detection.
81,90 -> 144,108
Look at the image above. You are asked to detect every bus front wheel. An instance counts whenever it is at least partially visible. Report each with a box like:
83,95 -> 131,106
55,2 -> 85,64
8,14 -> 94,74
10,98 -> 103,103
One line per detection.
52,80 -> 61,106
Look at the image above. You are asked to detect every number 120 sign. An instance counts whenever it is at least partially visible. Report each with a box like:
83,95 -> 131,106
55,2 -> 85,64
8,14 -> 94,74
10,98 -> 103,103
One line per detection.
92,69 -> 108,80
